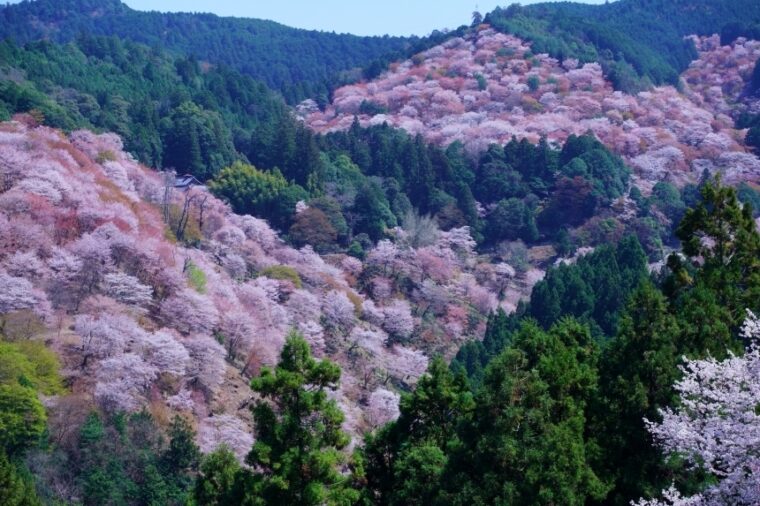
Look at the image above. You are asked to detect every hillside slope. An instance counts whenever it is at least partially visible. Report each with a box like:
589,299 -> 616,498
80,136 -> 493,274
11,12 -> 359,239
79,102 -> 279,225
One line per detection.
0,0 -> 411,102
0,118 -> 540,492
303,27 -> 760,189
485,0 -> 760,90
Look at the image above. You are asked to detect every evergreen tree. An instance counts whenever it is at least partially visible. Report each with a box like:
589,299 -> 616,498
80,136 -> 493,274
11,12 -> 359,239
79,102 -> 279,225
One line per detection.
0,450 -> 41,506
443,319 -> 606,505
669,176 -> 760,325
592,282 -> 683,505
243,330 -> 359,506
362,358 -> 473,505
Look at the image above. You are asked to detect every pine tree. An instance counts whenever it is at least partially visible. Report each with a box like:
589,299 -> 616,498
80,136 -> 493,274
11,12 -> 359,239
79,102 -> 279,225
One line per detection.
244,330 -> 359,506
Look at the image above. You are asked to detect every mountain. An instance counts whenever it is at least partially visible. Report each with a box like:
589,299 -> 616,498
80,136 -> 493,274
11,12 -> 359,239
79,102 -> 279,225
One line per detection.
304,27 -> 760,189
0,0 -> 414,103
0,118 -> 510,502
485,0 -> 760,91
0,34 -> 297,173
2,1 -> 760,504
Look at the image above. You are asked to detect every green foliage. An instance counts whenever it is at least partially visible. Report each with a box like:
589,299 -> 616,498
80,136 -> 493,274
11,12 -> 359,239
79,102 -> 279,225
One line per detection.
209,161 -> 308,230
0,450 -> 41,506
591,282 -> 685,504
668,177 -> 760,324
0,385 -> 46,457
532,236 -> 647,333
737,182 -> 760,218
527,75 -> 540,91
454,235 -> 647,386
184,260 -> 208,294
214,331 -> 359,505
59,412 -> 201,506
0,341 -> 63,397
0,340 -> 62,457
194,446 -> 243,506
649,181 -> 687,226
0,0 -> 411,104
721,22 -> 760,45
486,197 -> 538,243
442,319 -> 606,505
161,101 -> 236,179
259,265 -> 303,289
362,358 -> 473,505
0,36 -> 290,175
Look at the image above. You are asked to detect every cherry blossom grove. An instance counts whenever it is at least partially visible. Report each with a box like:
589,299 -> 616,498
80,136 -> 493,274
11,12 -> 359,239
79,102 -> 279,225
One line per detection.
302,27 -> 760,189
0,118 -> 524,460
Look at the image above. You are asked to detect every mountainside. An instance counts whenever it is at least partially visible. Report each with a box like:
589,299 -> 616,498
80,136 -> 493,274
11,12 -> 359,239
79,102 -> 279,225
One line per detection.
0,116 -> 528,459
486,0 -> 760,91
3,2 -> 760,505
0,35 -> 294,172
303,27 -> 760,190
0,0 -> 413,102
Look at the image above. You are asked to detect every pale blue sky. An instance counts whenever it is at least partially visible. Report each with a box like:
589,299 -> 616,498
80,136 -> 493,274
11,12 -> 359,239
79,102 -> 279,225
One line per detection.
4,0 -> 612,36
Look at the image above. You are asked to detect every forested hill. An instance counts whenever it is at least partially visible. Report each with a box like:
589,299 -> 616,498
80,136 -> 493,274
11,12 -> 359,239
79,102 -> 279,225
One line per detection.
485,0 -> 760,91
0,0 -> 413,103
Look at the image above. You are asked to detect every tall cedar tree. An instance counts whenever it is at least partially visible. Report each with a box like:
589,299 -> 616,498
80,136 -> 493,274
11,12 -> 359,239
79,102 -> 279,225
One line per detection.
362,357 -> 474,505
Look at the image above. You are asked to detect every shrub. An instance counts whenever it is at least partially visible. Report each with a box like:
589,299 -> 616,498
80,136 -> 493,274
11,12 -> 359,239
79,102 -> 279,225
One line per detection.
259,265 -> 302,289
185,260 -> 207,293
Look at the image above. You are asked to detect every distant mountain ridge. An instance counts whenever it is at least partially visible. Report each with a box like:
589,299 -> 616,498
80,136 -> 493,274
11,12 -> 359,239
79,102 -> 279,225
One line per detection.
0,0 -> 414,103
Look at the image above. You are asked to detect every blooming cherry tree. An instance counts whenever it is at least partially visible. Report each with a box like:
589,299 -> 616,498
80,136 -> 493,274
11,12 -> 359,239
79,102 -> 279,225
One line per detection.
636,311 -> 760,506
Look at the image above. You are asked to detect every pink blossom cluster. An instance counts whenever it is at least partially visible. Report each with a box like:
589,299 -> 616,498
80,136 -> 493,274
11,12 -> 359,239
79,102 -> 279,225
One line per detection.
0,120 -> 510,450
636,311 -> 760,505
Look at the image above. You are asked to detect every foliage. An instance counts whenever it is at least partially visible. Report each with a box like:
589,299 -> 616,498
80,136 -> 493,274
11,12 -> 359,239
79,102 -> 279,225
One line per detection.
208,161 -> 308,230
667,177 -> 760,329
367,319 -> 607,505
0,0 -> 412,103
259,265 -> 303,289
205,331 -> 360,505
289,208 -> 339,252
0,450 -> 40,506
453,235 -> 648,384
362,357 -> 473,505
634,311 -> 760,505
34,412 -> 201,506
184,260 -> 208,294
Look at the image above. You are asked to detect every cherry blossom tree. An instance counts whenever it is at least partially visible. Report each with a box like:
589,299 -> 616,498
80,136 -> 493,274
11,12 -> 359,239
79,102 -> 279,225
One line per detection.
138,329 -> 190,377
636,311 -> 760,506
382,299 -> 415,342
218,307 -> 257,362
94,353 -> 158,412
321,290 -> 356,334
0,270 -> 51,329
74,313 -> 144,367
159,289 -> 219,335
366,387 -> 400,428
2,251 -> 46,280
197,414 -> 254,463
183,333 -> 227,397
0,270 -> 40,314
101,271 -> 154,308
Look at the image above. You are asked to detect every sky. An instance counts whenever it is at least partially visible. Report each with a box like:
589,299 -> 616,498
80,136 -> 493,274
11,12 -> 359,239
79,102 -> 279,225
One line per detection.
5,0 -> 612,37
